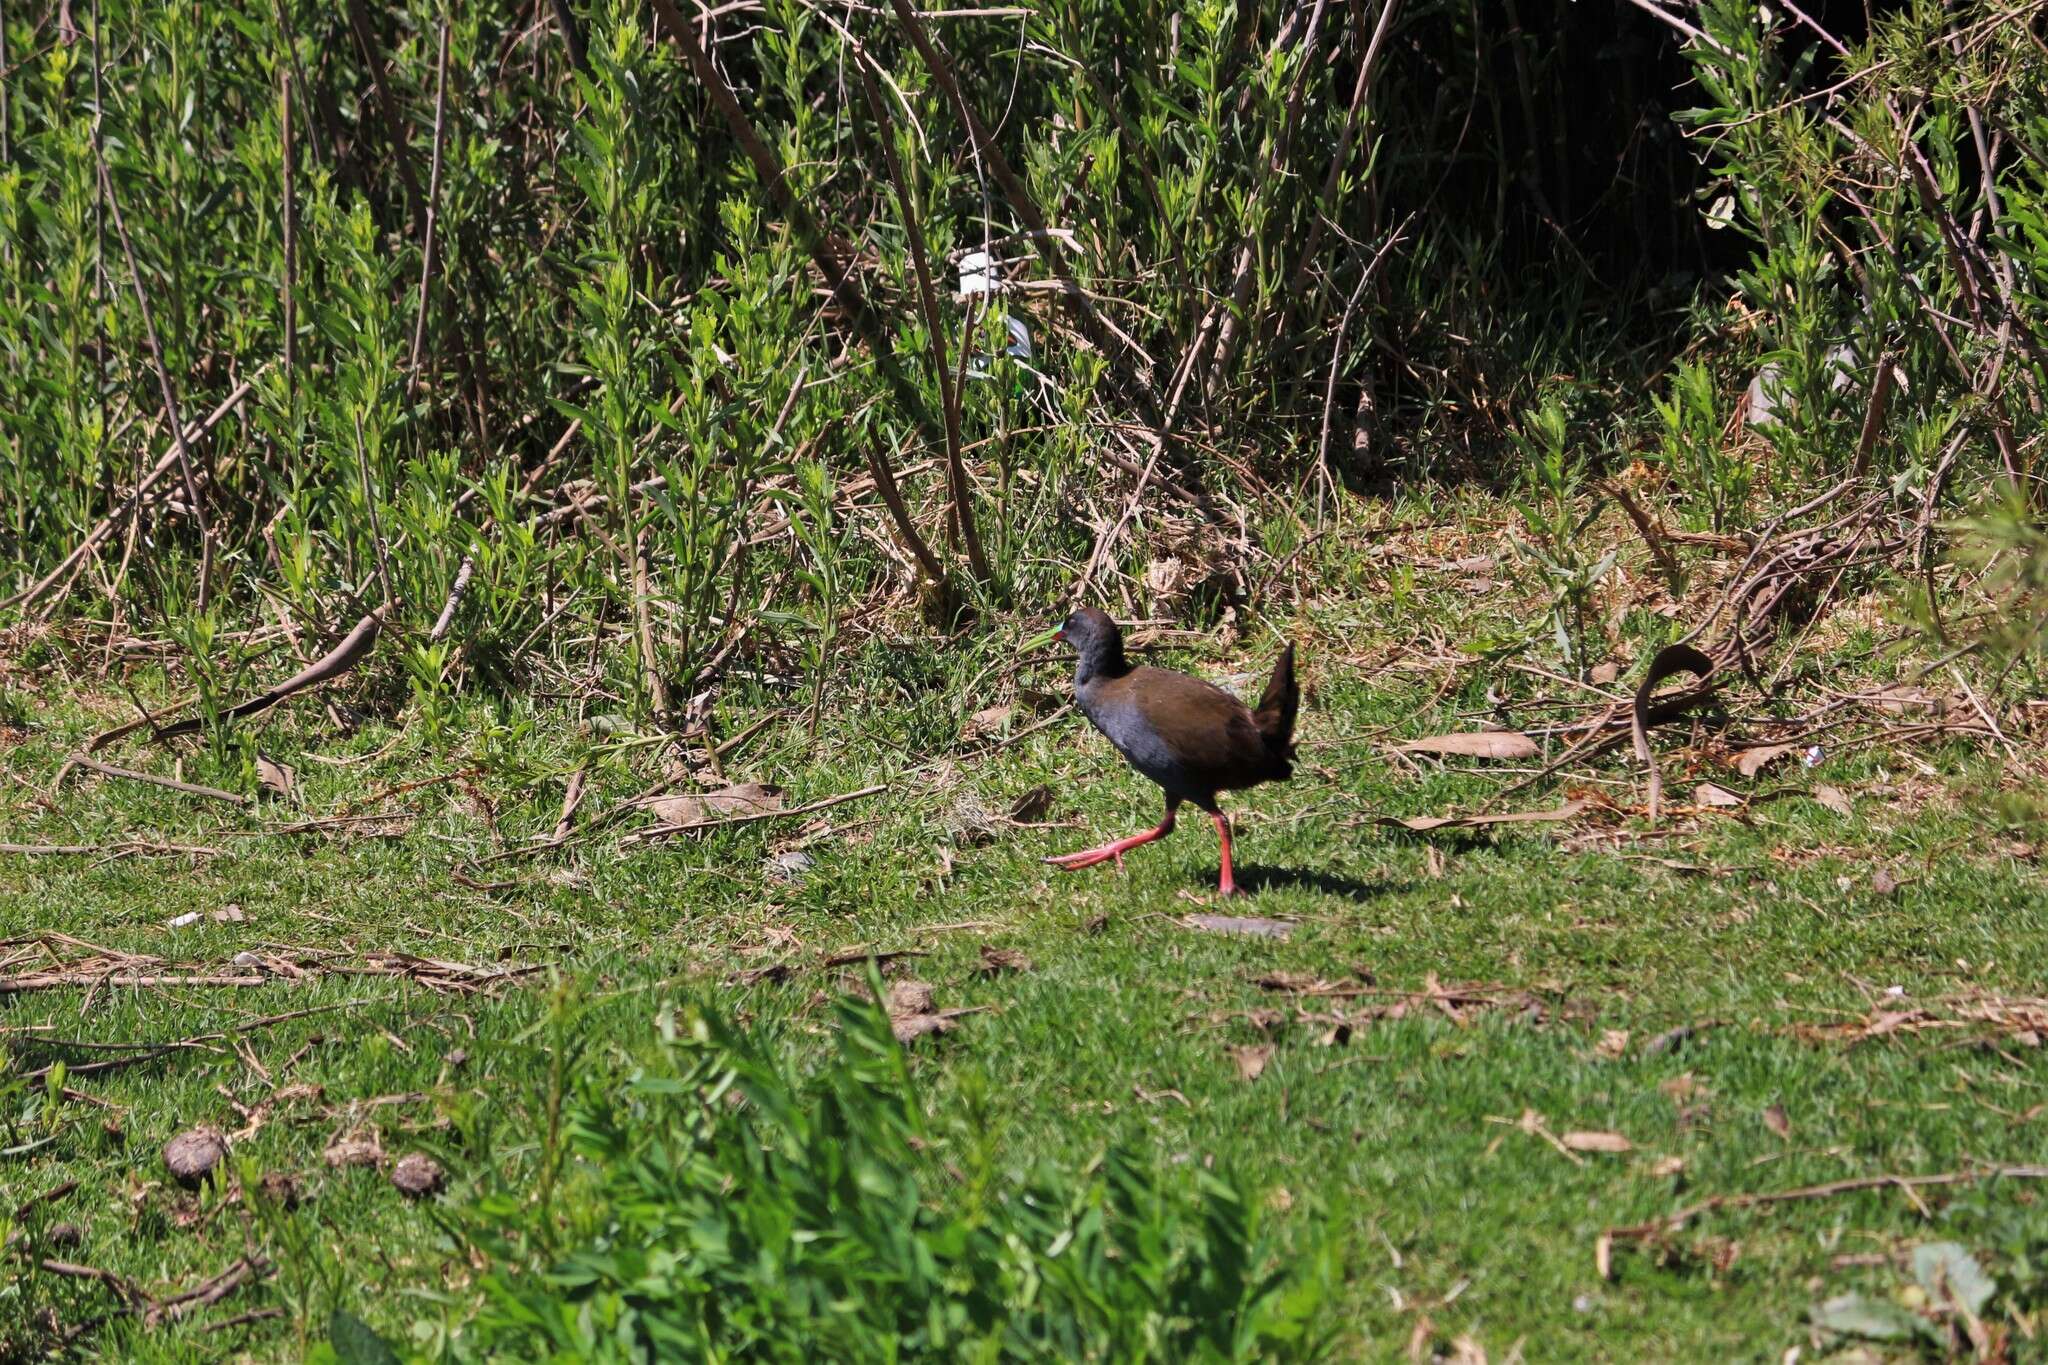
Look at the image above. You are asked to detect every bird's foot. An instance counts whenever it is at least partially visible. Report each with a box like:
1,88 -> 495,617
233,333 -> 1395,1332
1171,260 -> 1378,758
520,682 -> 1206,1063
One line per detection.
1044,844 -> 1125,872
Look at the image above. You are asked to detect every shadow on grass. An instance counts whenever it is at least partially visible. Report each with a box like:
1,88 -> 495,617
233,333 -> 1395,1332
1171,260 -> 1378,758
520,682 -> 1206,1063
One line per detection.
1225,865 -> 1409,902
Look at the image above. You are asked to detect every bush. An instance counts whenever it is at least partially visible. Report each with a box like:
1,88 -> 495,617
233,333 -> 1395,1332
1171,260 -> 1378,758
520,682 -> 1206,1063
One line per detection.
439,990 -> 1342,1362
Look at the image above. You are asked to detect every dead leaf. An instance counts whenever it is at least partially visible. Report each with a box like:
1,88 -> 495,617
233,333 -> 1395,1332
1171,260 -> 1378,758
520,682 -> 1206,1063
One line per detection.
256,755 -> 296,800
1644,1154 -> 1686,1178
163,904 -> 245,929
1424,845 -> 1445,878
650,782 -> 785,825
1693,782 -> 1745,809
1763,1103 -> 1791,1139
1397,731 -> 1538,760
1870,869 -> 1898,896
1441,554 -> 1497,574
1133,1083 -> 1191,1107
880,977 -> 978,1045
1381,799 -> 1589,833
977,945 -> 1033,975
1814,785 -> 1853,817
1642,1025 -> 1697,1058
324,1130 -> 384,1169
1184,914 -> 1293,940
891,1013 -> 957,1043
1446,1335 -> 1489,1365
1590,661 -> 1621,685
1230,1043 -> 1274,1081
1735,744 -> 1794,777
884,979 -> 935,1016
1008,785 -> 1054,823
1596,1029 -> 1631,1060
1561,1130 -> 1634,1154
964,703 -> 1013,741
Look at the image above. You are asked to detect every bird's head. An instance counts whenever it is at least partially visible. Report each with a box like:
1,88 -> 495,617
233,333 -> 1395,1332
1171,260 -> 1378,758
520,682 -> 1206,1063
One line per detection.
1050,607 -> 1125,682
1054,606 -> 1118,652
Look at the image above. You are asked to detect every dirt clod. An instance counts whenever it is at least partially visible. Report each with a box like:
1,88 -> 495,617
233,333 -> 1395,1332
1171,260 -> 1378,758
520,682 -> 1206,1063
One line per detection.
391,1153 -> 445,1198
164,1128 -> 227,1188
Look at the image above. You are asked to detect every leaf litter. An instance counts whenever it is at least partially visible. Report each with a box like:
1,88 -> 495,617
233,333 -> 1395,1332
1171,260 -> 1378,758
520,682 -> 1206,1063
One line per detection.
878,978 -> 984,1045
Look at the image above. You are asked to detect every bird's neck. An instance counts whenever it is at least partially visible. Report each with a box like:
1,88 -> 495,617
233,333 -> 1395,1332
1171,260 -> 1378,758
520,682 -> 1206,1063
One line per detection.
1075,641 -> 1129,688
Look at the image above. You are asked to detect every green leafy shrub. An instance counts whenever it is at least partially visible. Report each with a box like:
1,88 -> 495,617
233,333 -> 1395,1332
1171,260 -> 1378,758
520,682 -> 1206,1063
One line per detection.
442,992 -> 1341,1362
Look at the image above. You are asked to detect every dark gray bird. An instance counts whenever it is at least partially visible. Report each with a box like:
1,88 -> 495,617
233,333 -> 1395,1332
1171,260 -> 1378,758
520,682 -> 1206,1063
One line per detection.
1046,607 -> 1297,896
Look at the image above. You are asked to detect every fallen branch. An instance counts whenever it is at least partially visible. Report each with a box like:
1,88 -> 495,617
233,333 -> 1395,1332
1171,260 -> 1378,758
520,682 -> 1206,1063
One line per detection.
1629,645 -> 1715,826
864,439 -> 948,586
60,755 -> 249,807
0,840 -> 220,859
1,973 -> 269,995
24,1253 -> 274,1330
147,606 -> 389,743
23,1003 -> 358,1081
1598,1164 -> 2048,1278
630,783 -> 888,841
145,1256 -> 274,1327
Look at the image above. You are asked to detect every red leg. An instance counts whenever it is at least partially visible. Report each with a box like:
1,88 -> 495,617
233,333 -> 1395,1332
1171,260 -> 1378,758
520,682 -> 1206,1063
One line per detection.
1211,809 -> 1237,897
1047,798 -> 1178,872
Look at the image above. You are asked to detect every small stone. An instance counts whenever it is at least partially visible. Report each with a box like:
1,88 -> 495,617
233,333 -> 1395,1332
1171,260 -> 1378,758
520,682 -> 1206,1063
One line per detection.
164,1128 -> 227,1188
390,1153 -> 445,1199
444,1047 -> 468,1069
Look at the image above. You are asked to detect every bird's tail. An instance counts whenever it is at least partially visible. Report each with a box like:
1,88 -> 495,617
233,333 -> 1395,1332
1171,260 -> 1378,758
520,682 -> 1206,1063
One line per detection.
1253,642 -> 1298,774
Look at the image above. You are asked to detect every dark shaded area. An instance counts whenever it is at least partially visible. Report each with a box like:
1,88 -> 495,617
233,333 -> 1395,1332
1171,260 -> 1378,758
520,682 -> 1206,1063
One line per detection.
1225,865 -> 1409,902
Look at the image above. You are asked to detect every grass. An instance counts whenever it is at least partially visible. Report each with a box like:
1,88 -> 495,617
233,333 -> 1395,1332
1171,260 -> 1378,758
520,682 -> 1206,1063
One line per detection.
4,507 -> 2048,1361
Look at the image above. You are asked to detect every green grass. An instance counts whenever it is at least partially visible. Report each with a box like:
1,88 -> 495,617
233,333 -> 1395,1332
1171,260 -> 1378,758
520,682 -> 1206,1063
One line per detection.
4,519 -> 2047,1361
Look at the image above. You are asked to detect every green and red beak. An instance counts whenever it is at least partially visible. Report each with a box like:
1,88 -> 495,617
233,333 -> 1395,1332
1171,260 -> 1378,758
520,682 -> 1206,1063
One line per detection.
1023,624 -> 1066,651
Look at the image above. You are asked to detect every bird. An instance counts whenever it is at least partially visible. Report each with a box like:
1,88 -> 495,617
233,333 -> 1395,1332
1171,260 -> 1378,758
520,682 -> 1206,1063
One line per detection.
1045,607 -> 1297,897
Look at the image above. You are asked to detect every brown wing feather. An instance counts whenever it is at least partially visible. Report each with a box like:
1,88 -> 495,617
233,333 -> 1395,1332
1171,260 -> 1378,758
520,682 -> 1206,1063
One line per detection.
1126,667 -> 1280,794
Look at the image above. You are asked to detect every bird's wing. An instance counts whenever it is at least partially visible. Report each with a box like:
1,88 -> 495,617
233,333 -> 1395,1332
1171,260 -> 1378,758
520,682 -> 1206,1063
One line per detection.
1124,667 -> 1270,787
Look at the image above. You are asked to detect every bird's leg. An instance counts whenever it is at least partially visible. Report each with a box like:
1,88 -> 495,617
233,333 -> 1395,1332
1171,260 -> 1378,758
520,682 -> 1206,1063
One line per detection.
1046,797 -> 1179,872
1210,809 -> 1237,897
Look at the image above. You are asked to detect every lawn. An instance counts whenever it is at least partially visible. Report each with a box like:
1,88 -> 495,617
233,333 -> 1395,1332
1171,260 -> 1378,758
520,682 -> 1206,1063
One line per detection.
5,505 -> 2045,1362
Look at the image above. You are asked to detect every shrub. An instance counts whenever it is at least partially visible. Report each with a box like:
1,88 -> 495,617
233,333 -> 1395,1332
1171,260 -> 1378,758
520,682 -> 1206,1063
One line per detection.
439,991 -> 1342,1362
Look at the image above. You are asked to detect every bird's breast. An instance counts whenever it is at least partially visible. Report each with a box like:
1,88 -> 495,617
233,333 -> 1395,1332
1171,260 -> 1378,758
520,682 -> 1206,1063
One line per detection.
1079,684 -> 1188,792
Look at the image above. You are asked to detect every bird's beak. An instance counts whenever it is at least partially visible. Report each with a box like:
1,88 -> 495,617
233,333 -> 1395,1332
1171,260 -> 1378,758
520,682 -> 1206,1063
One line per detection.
1022,626 -> 1064,652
